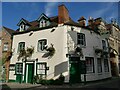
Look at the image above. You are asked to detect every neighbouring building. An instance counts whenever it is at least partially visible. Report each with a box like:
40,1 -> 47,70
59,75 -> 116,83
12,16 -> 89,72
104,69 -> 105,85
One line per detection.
0,26 -> 15,82
9,4 -> 111,84
106,20 -> 120,76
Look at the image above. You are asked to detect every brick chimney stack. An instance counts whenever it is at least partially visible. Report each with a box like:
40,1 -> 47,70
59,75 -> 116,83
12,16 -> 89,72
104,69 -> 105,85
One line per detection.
78,16 -> 86,27
58,4 -> 69,24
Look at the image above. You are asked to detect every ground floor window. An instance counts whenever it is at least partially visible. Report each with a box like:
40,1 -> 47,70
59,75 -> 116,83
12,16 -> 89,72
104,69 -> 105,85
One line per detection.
36,63 -> 46,78
9,64 -> 15,71
85,57 -> 94,73
97,58 -> 102,73
15,63 -> 23,74
104,59 -> 109,72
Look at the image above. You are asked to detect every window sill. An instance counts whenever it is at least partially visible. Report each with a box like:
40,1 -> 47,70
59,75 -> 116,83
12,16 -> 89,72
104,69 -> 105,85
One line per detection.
2,51 -> 8,53
14,74 -> 23,75
37,50 -> 47,53
86,72 -> 94,74
77,45 -> 86,48
104,71 -> 109,73
98,73 -> 102,75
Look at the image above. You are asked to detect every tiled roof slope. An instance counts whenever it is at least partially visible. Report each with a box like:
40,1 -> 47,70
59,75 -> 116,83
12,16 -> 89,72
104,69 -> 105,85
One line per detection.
3,26 -> 15,35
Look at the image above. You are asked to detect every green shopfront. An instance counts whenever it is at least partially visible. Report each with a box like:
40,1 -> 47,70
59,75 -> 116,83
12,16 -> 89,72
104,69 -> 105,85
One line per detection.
9,60 -> 47,84
69,57 -> 86,84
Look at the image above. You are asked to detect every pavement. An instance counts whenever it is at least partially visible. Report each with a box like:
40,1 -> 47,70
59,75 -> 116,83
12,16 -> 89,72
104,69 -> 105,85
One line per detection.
1,77 -> 120,90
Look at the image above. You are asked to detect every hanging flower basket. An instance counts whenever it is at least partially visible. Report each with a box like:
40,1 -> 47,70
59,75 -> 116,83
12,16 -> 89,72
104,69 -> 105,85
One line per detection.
42,44 -> 55,58
18,46 -> 34,61
95,48 -> 103,54
75,47 -> 84,57
46,46 -> 55,57
95,48 -> 103,58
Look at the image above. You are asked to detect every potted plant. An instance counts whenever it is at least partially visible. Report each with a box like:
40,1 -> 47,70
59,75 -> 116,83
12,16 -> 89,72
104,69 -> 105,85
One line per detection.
95,48 -> 103,58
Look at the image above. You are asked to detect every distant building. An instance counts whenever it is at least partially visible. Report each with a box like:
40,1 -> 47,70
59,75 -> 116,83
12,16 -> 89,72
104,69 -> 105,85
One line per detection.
0,26 -> 15,82
106,20 -> 120,76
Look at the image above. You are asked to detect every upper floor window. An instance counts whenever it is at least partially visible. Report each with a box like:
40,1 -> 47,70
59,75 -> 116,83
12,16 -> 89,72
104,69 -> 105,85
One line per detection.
18,42 -> 25,52
38,39 -> 47,52
102,40 -> 107,51
38,13 -> 50,28
3,42 -> 9,51
77,33 -> 86,46
20,24 -> 25,31
40,20 -> 48,28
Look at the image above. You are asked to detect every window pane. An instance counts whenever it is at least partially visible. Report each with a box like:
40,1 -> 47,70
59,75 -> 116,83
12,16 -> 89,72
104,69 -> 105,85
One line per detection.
16,63 -> 23,74
77,33 -> 85,46
37,63 -> 46,75
104,59 -> 109,72
102,40 -> 107,50
3,43 -> 9,51
97,58 -> 102,73
86,57 -> 94,73
38,39 -> 47,51
18,42 -> 25,52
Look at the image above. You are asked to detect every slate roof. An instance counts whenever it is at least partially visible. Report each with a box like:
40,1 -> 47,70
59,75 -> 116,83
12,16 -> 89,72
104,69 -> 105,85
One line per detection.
78,16 -> 86,21
3,26 -> 15,35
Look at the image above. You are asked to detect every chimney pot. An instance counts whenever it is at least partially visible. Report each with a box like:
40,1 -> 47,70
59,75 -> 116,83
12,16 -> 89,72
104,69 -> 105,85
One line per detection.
78,16 -> 86,27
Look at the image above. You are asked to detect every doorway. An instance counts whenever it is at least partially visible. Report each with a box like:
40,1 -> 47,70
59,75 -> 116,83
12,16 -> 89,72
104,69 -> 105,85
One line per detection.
25,63 -> 34,83
69,57 -> 81,83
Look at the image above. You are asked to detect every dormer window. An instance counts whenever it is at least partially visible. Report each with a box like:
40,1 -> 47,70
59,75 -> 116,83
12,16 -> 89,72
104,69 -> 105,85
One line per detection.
40,20 -> 48,28
38,13 -> 50,28
20,24 -> 25,31
17,18 -> 31,32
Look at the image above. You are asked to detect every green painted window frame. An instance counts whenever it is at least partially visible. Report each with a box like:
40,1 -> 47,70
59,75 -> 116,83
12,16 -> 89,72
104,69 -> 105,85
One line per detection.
77,33 -> 86,46
15,63 -> 23,75
17,42 -> 25,53
36,63 -> 47,77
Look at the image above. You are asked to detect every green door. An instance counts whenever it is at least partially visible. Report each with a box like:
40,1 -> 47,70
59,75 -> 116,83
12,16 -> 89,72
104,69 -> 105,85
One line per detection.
27,64 -> 34,83
69,57 -> 81,84
16,63 -> 23,83
16,74 -> 22,83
